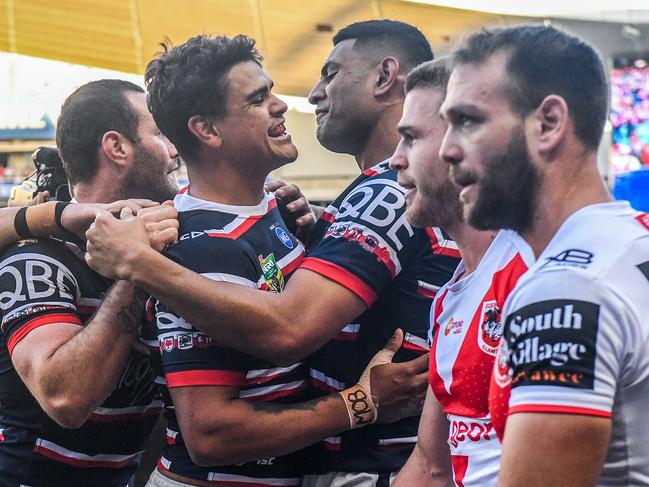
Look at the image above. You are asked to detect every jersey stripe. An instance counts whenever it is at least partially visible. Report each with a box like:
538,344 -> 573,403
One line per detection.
508,404 -> 612,418
7,312 -> 82,355
34,439 -> 141,469
299,257 -> 377,307
165,370 -> 246,388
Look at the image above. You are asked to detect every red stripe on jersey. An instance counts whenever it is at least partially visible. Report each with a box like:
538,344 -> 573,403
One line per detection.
281,251 -> 305,278
333,331 -> 357,340
323,441 -> 342,451
320,211 -> 335,224
635,213 -> 649,231
428,288 -> 449,391
7,313 -> 82,356
207,199 -> 277,240
299,257 -> 377,307
417,287 -> 437,299
426,227 -> 461,258
165,370 -> 246,388
402,341 -> 428,355
178,184 -> 190,194
508,404 -> 612,418
451,455 -> 469,487
34,446 -> 135,469
0,432 -> 4,441
245,385 -> 308,402
363,167 -> 379,176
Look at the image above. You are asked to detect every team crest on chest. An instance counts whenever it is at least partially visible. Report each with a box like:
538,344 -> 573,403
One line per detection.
259,253 -> 285,293
478,300 -> 502,356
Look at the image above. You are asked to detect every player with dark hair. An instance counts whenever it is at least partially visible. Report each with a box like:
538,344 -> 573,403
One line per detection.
0,79 -> 179,486
85,21 -> 459,486
390,59 -> 535,487
440,25 -> 649,485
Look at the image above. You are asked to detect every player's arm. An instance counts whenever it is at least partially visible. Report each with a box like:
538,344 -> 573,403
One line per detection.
498,413 -> 610,487
0,199 -> 173,252
393,385 -> 454,487
10,281 -> 146,428
172,331 -> 411,466
86,211 -> 367,365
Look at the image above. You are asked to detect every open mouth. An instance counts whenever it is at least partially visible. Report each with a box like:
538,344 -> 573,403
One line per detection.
268,123 -> 288,138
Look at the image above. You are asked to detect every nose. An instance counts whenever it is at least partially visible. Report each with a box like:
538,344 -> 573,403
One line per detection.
270,94 -> 288,116
389,139 -> 409,172
439,127 -> 462,166
308,79 -> 325,105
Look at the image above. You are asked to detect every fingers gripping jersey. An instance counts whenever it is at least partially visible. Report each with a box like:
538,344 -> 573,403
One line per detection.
155,190 -> 308,486
0,238 -> 161,487
301,161 -> 460,474
489,202 -> 649,485
429,230 -> 533,487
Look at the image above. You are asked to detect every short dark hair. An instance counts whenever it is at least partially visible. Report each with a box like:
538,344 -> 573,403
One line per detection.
452,25 -> 608,150
145,34 -> 262,159
405,57 -> 450,97
333,20 -> 433,73
56,79 -> 143,186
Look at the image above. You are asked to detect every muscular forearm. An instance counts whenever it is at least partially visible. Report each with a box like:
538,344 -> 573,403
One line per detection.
35,281 -> 144,426
186,394 -> 351,466
132,248 -> 315,364
393,443 -> 454,487
0,207 -> 22,251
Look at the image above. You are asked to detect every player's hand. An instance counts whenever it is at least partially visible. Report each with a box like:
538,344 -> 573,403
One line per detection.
137,201 -> 179,252
369,332 -> 429,424
61,199 -> 159,240
29,191 -> 50,206
266,179 -> 317,243
85,208 -> 151,280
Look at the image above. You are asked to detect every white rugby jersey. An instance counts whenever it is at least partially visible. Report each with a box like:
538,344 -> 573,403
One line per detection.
489,202 -> 649,485
429,230 -> 533,487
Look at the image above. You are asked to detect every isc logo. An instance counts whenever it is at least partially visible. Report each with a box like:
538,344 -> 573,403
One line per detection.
337,179 -> 414,251
0,254 -> 78,311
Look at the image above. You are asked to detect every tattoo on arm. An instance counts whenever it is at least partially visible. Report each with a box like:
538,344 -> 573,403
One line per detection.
246,395 -> 338,415
117,288 -> 148,336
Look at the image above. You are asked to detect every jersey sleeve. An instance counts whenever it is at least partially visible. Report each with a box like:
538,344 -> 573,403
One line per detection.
0,240 -> 82,356
301,178 -> 425,307
157,235 -> 258,389
502,270 -> 628,419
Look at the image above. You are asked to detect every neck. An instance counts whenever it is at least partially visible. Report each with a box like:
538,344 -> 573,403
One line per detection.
185,156 -> 266,206
72,165 -> 122,203
355,101 -> 403,170
522,153 -> 612,257
445,220 -> 497,275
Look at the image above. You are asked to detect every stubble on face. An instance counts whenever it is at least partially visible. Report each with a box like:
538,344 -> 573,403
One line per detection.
465,127 -> 540,234
121,144 -> 179,202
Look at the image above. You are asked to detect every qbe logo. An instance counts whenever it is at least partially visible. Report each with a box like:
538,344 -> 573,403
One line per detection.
0,253 -> 78,311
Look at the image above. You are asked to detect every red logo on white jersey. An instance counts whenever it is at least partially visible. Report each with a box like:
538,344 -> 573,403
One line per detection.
493,340 -> 512,388
444,317 -> 464,336
448,419 -> 495,448
478,301 -> 502,356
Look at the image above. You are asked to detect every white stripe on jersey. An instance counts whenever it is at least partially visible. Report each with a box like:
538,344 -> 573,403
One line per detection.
202,272 -> 256,288
34,438 -> 142,465
239,380 -> 307,399
246,363 -> 303,380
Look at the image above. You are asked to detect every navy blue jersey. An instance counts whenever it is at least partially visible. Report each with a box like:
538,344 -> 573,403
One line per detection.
301,161 -> 460,473
0,238 -> 162,487
155,189 -> 309,486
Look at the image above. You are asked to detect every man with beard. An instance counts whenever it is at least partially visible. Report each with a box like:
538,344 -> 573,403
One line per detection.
0,79 -> 180,487
440,25 -> 649,485
388,59 -> 535,487
84,20 -> 459,486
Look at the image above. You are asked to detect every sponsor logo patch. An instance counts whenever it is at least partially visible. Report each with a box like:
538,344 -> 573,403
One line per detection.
540,249 -> 593,270
258,253 -> 284,293
504,299 -> 599,389
274,227 -> 294,249
444,317 -> 463,336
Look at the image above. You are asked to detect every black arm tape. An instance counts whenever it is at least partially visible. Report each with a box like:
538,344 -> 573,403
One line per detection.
14,207 -> 34,238
54,202 -> 70,233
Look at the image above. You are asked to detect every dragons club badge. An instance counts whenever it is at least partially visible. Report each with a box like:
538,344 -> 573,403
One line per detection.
478,300 -> 503,356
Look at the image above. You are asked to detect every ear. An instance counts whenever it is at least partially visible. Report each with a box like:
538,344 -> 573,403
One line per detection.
188,115 -> 223,149
99,131 -> 130,168
373,57 -> 401,97
534,95 -> 569,158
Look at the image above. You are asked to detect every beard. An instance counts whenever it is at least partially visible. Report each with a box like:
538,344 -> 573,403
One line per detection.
466,128 -> 540,234
120,145 -> 179,203
407,177 -> 462,230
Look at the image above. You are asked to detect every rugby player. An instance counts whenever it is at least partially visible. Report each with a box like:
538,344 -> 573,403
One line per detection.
389,59 -> 535,487
0,79 -> 179,487
84,20 -> 460,486
441,25 -> 649,485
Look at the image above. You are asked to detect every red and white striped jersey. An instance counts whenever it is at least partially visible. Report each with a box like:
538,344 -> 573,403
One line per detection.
489,202 -> 649,485
429,230 -> 533,486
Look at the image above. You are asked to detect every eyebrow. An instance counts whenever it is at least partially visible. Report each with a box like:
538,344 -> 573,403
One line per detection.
246,81 -> 274,102
397,124 -> 413,135
441,103 -> 481,119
